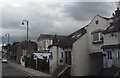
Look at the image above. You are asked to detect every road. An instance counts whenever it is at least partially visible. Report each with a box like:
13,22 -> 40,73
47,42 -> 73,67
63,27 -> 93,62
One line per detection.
2,62 -> 34,78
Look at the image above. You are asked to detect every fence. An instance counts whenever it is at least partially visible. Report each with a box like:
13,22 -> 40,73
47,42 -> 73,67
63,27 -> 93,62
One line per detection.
24,55 -> 49,73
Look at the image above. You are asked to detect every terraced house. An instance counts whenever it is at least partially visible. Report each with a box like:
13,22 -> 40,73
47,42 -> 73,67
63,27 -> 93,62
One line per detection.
100,8 -> 120,76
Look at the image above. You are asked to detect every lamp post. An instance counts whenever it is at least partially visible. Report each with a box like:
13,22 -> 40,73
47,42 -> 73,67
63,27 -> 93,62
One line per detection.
5,33 -> 10,59
22,20 -> 29,41
2,37 -> 4,47
5,33 -> 10,45
22,20 -> 30,67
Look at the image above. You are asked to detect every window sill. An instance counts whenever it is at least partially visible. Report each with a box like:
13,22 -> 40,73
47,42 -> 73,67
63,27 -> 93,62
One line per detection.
92,40 -> 103,44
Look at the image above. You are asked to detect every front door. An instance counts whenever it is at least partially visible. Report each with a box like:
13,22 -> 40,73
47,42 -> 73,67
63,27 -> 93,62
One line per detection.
68,51 -> 71,65
107,51 -> 113,67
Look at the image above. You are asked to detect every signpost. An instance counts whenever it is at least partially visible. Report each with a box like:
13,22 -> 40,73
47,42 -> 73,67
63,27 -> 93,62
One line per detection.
34,55 -> 38,69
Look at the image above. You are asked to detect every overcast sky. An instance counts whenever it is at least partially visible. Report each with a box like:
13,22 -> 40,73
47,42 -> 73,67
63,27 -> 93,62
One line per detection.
1,1 -> 118,44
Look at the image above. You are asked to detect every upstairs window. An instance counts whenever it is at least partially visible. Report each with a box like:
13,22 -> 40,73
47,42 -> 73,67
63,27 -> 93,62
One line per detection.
91,29 -> 104,43
93,32 -> 102,42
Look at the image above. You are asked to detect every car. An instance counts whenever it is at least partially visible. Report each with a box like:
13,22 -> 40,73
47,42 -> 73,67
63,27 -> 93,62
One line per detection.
2,58 -> 8,63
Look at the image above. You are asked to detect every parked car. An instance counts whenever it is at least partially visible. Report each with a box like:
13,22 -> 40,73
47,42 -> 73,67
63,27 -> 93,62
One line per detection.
2,58 -> 8,63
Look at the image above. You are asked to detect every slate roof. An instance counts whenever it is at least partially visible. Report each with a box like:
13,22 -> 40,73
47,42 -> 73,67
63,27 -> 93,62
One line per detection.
60,27 -> 86,48
103,8 -> 120,34
49,27 -> 87,49
103,18 -> 120,34
97,15 -> 112,20
15,40 -> 37,48
38,34 -> 66,41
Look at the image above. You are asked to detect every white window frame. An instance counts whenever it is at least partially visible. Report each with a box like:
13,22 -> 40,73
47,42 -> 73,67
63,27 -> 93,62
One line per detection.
92,32 -> 103,42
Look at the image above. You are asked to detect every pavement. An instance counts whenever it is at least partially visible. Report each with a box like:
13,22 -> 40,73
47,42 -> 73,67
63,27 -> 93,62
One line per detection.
8,61 -> 53,77
2,63 -> 29,76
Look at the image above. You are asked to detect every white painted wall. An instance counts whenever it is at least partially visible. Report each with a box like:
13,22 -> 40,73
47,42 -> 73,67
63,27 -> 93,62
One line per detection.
103,49 -> 120,68
86,15 -> 110,54
71,15 -> 110,76
49,46 -> 64,73
71,34 -> 89,76
103,32 -> 120,68
104,32 -> 120,45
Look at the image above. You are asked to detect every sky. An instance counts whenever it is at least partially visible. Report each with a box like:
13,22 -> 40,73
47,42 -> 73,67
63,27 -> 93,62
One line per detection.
0,0 -> 119,45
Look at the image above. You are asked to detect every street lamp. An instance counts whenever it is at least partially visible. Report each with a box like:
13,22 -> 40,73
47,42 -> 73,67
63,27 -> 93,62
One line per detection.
22,20 -> 29,41
2,37 -> 4,46
5,33 -> 10,45
22,20 -> 30,67
5,33 -> 10,59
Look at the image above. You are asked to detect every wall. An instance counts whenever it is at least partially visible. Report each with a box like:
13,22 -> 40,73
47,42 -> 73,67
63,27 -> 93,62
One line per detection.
16,42 -> 35,63
103,31 -> 120,68
103,48 -> 120,68
71,15 -> 110,76
104,32 -> 120,45
71,34 -> 89,76
49,46 -> 64,73
38,38 -> 53,51
89,53 -> 103,75
86,15 -> 110,54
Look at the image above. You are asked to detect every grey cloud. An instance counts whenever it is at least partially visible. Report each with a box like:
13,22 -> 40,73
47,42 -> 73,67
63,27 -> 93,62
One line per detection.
2,2 -> 116,43
63,2 -> 116,21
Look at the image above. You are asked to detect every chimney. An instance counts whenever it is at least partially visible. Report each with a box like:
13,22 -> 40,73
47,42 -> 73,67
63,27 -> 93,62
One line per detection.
115,7 -> 120,17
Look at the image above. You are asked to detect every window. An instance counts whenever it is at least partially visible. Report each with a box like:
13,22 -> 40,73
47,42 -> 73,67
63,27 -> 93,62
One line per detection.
92,32 -> 103,43
72,35 -> 75,38
50,40 -> 53,44
117,51 -> 120,58
95,20 -> 99,25
49,52 -> 53,59
61,52 -> 63,58
77,34 -> 81,37
107,51 -> 112,59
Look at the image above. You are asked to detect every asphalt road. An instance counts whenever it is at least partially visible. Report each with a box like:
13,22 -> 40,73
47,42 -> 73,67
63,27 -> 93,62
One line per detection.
2,62 -> 34,78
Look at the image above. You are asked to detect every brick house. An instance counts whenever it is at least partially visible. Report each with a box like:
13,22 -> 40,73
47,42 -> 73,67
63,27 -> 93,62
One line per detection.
15,40 -> 37,63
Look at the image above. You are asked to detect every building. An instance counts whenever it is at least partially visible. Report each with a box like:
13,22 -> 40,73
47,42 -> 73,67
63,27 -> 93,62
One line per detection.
101,8 -> 120,69
71,15 -> 112,76
10,42 -> 20,60
48,14 -> 112,76
37,34 -> 66,52
48,27 -> 86,76
15,40 -> 37,63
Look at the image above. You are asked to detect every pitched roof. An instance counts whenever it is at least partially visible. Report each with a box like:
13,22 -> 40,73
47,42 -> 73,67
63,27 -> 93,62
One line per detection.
103,18 -> 120,34
49,27 -> 87,49
15,40 -> 37,47
97,15 -> 112,20
38,34 -> 66,41
103,8 -> 120,34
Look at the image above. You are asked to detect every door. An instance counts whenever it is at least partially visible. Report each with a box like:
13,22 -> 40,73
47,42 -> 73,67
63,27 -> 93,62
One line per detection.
65,52 -> 67,64
107,51 -> 113,67
68,51 -> 71,65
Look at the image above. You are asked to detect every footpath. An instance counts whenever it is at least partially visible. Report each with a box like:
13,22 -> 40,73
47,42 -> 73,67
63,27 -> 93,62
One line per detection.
8,61 -> 53,77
